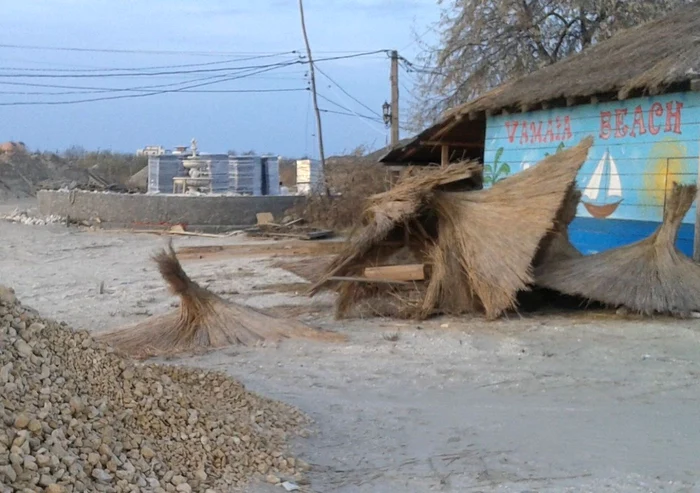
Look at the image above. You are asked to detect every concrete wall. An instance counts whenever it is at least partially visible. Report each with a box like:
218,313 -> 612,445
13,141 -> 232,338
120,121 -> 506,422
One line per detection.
37,191 -> 305,231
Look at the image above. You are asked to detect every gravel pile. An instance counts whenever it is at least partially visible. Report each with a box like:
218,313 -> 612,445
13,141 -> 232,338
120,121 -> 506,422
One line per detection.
0,286 -> 309,492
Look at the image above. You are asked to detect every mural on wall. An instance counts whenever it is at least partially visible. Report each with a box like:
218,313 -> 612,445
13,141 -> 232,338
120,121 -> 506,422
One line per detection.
581,149 -> 622,219
483,147 -> 510,186
483,92 -> 699,224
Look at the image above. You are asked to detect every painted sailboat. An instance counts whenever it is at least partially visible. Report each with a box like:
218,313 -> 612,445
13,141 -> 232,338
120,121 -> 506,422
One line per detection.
581,149 -> 623,219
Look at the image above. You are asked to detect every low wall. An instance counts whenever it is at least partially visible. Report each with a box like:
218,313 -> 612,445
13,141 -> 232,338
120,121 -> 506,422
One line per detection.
37,191 -> 306,231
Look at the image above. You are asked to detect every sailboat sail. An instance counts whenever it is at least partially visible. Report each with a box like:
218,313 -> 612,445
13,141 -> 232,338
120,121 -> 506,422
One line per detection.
607,154 -> 622,199
583,151 -> 607,201
581,148 -> 623,220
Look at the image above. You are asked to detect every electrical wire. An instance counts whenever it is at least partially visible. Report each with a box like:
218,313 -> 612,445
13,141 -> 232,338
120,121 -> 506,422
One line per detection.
0,52 -> 299,72
0,65 -> 296,105
314,63 -> 383,118
0,51 -> 389,78
0,43 -> 391,57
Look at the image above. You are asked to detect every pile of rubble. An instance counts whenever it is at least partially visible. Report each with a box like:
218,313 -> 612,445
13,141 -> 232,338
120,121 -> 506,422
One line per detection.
0,286 -> 309,492
0,209 -> 65,226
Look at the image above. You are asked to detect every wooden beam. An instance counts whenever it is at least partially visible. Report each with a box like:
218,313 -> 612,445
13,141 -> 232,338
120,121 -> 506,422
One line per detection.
440,145 -> 449,167
328,276 -> 410,285
520,104 -> 531,113
363,264 -> 426,282
690,79 -> 700,92
420,140 -> 483,149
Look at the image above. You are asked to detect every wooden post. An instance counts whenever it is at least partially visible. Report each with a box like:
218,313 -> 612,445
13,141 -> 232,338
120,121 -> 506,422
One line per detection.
695,153 -> 700,262
441,145 -> 449,167
298,0 -> 328,195
390,50 -> 400,147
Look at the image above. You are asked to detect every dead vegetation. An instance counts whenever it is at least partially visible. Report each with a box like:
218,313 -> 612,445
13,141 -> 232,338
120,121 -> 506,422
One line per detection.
296,158 -> 394,230
97,241 -> 345,359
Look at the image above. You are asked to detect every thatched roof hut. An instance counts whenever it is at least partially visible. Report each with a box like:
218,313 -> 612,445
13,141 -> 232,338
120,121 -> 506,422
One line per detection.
381,2 -> 700,165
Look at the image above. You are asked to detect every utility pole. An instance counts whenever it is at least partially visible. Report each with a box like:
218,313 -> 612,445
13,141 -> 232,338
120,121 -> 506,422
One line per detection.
390,50 -> 400,147
298,0 -> 328,195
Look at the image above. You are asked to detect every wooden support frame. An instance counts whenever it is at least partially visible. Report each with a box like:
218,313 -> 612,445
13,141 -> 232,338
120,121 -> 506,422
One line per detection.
441,145 -> 449,167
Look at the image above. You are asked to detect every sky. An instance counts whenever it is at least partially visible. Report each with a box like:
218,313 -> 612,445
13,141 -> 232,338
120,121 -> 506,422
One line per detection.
1,0 -> 439,158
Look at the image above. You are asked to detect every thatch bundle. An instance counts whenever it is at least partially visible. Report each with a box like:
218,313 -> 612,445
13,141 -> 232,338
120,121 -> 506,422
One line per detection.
536,182 -> 700,316
421,138 -> 592,319
98,242 -> 344,359
532,185 -> 583,267
308,162 -> 483,318
311,137 -> 594,320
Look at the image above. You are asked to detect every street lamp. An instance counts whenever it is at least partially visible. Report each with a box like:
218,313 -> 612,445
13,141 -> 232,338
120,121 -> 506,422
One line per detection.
382,101 -> 391,127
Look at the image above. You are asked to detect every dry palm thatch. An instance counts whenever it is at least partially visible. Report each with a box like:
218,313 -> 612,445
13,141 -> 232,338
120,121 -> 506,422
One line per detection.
533,185 -> 583,267
536,182 -> 700,316
98,242 -> 345,359
421,137 -> 593,320
308,162 -> 482,318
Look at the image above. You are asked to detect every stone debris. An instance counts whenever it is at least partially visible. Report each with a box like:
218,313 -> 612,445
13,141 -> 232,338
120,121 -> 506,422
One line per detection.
0,285 -> 309,492
0,209 -> 65,226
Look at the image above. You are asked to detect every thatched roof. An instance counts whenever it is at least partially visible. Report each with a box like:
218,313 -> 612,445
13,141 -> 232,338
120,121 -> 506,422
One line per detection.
382,3 -> 700,164
448,3 -> 700,116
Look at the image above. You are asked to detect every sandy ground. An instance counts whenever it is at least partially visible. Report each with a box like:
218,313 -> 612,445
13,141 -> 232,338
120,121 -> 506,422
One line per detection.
1,202 -> 700,492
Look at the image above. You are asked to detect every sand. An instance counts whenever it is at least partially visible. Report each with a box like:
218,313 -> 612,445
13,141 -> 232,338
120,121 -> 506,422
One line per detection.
1,201 -> 699,492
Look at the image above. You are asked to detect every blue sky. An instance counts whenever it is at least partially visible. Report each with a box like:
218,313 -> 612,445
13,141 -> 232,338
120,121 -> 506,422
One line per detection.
1,0 -> 438,157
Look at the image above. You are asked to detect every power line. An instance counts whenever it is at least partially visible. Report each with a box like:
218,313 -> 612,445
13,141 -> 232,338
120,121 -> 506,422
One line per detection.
314,63 -> 383,118
0,51 -> 387,79
0,65 -> 296,105
0,43 -> 391,57
0,87 -> 307,96
319,108 -> 384,123
0,52 -> 299,73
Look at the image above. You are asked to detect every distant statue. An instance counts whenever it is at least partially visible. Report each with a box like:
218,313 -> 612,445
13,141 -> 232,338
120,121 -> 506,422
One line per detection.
190,138 -> 198,157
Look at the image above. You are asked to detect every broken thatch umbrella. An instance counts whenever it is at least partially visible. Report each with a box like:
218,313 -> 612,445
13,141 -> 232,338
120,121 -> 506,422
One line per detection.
98,241 -> 345,359
535,182 -> 700,316
421,136 -> 593,319
309,136 -> 594,320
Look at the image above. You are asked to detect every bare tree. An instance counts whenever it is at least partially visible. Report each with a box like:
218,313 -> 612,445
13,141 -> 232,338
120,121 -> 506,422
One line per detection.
409,0 -> 692,130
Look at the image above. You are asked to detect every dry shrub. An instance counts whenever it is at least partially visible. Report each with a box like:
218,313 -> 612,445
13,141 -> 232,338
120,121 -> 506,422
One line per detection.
536,182 -> 700,316
298,158 -> 394,230
98,241 -> 345,359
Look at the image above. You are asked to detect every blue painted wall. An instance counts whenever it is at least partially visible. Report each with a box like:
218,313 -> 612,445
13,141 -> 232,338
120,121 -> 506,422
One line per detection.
484,91 -> 700,255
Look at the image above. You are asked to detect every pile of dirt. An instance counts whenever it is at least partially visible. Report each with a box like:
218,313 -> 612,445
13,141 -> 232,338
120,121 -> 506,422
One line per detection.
0,285 -> 309,492
0,152 -> 90,201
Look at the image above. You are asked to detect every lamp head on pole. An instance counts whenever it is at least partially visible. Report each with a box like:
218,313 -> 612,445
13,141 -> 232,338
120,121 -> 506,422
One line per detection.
382,101 -> 391,127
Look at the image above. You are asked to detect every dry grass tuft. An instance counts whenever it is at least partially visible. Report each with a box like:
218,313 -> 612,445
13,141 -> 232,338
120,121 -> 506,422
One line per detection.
97,241 -> 345,359
536,182 -> 700,316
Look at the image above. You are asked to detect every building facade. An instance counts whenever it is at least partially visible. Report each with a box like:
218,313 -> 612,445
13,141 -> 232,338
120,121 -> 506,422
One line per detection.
483,91 -> 698,256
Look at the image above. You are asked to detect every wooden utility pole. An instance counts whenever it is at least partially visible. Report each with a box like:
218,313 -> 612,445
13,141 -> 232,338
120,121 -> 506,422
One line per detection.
298,0 -> 327,194
390,50 -> 400,147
